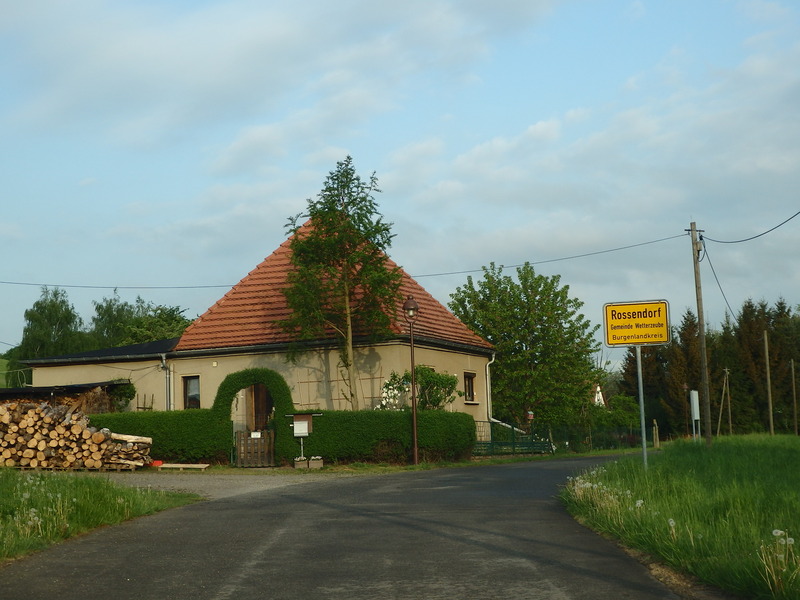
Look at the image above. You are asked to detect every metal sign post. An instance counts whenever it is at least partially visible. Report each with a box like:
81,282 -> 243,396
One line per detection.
604,300 -> 671,470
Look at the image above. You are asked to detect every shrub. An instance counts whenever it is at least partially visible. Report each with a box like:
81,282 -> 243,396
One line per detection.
378,367 -> 461,411
211,368 -> 295,464
293,409 -> 476,464
108,380 -> 136,412
89,409 -> 231,463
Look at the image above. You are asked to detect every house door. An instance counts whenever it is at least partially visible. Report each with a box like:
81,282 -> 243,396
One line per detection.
248,383 -> 274,431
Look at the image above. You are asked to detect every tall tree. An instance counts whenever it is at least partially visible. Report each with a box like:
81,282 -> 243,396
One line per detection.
91,293 -> 141,348
662,310 -> 702,436
619,344 -> 670,434
449,262 -> 601,428
281,156 -> 403,407
92,294 -> 191,347
6,287 -> 88,385
6,288 -> 192,387
736,299 -> 773,431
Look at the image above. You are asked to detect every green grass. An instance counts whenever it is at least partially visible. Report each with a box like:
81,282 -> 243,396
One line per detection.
0,468 -> 198,561
561,435 -> 800,599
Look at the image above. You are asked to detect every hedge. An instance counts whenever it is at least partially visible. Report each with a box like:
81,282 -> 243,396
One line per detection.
293,409 -> 477,463
211,368 -> 296,464
91,365 -> 478,465
89,409 -> 231,463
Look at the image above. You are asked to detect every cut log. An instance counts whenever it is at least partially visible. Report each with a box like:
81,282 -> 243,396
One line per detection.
109,432 -> 153,444
1,400 -> 153,471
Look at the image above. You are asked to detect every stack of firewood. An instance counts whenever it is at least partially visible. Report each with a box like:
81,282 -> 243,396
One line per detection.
0,401 -> 152,470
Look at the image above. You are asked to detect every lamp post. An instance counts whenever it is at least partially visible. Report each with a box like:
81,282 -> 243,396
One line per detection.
403,294 -> 420,465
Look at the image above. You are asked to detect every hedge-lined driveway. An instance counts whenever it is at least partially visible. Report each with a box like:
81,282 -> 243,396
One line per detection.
0,459 -> 685,600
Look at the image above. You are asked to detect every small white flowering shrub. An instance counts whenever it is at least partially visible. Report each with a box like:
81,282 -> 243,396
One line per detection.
374,371 -> 409,410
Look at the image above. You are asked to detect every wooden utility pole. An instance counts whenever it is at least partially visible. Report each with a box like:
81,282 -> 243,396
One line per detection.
792,359 -> 797,436
689,223 -> 713,447
716,368 -> 733,436
764,330 -> 774,435
726,368 -> 733,434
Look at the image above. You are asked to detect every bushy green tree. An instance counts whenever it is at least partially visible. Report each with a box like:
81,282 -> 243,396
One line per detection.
449,262 -> 601,428
6,288 -> 191,386
281,156 -> 403,408
661,310 -> 702,436
91,293 -> 191,347
6,287 -> 88,385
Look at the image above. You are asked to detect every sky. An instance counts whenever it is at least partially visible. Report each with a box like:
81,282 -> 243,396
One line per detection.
2,0 -> 799,370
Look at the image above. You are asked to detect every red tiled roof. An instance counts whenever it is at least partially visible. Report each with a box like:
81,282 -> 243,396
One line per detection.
175,226 -> 492,353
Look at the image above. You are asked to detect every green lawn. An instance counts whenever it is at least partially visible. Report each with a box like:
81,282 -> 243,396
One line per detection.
0,468 -> 198,561
561,435 -> 800,599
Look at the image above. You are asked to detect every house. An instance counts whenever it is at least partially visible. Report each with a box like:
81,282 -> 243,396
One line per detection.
27,228 -> 495,436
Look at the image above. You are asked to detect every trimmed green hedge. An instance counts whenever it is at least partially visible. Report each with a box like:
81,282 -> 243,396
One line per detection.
91,364 -> 477,465
89,409 -> 231,463
211,368 -> 296,464
293,409 -> 477,463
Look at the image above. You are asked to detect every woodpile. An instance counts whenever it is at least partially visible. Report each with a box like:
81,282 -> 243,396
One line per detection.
0,401 -> 152,470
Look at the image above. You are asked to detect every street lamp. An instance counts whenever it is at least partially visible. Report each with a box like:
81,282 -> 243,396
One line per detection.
403,294 -> 420,465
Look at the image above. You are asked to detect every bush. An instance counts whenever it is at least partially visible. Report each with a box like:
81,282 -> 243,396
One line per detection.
211,368 -> 295,464
291,409 -> 476,464
89,409 -> 231,463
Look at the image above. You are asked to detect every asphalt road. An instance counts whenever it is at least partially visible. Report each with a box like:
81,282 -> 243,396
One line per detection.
0,458 -> 681,600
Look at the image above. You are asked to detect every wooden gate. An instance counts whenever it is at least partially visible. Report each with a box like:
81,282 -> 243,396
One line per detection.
235,430 -> 275,467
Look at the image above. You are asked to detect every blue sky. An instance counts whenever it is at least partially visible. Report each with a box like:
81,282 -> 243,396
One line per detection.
2,0 -> 799,369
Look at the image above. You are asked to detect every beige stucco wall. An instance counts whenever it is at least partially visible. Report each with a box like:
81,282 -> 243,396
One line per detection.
30,341 -> 492,429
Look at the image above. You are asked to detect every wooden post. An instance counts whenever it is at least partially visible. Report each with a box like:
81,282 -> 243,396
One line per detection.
689,222 -> 713,447
792,359 -> 797,436
764,330 -> 774,435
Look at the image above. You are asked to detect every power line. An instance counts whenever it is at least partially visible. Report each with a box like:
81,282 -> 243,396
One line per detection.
700,237 -> 736,318
0,232 -> 690,287
414,233 -> 688,278
703,209 -> 800,243
0,280 -> 231,291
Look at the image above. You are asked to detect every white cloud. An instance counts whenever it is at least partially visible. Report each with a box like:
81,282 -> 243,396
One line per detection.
3,1 -> 552,147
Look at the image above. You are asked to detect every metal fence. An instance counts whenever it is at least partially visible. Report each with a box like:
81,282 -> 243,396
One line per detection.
474,420 -> 644,456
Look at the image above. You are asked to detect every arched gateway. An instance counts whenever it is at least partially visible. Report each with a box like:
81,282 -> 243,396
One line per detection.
212,368 -> 296,465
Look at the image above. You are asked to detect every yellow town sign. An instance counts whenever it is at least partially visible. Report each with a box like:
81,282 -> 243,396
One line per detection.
603,300 -> 671,347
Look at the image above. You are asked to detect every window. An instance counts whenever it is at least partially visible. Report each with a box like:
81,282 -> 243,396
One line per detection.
464,372 -> 476,403
183,376 -> 200,409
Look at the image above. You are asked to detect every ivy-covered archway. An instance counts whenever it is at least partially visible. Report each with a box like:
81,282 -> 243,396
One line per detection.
211,368 -> 297,464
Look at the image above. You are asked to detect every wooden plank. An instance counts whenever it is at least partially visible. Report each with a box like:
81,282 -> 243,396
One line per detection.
155,463 -> 210,471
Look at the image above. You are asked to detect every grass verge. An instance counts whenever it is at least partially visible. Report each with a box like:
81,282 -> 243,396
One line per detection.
0,467 -> 198,561
561,435 -> 800,599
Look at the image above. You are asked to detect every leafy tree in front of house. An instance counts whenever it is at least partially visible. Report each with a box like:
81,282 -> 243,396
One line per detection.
281,156 -> 403,408
449,262 -> 601,428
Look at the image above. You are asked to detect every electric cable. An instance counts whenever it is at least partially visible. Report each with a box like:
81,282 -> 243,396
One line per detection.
703,209 -> 800,243
0,280 -> 231,290
0,232 -> 690,286
414,233 -> 688,278
700,237 -> 736,317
